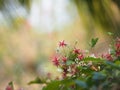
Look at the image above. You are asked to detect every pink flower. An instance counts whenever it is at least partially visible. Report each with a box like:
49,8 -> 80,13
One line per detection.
62,72 -> 67,79
115,43 -> 120,50
62,56 -> 67,62
52,56 -> 59,67
59,40 -> 67,47
102,53 -> 113,61
116,50 -> 120,57
73,48 -> 80,54
6,85 -> 13,90
78,54 -> 84,60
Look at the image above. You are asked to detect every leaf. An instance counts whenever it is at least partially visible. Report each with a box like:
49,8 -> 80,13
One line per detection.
7,81 -> 14,90
92,72 -> 106,80
114,60 -> 120,66
89,38 -> 99,48
61,78 -> 74,87
107,32 -> 113,36
8,81 -> 13,87
43,80 -> 61,90
28,77 -> 45,85
105,61 -> 120,70
83,56 -> 104,63
66,60 -> 74,65
74,80 -> 88,88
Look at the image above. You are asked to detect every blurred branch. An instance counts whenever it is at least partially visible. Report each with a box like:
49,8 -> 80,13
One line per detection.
73,0 -> 120,37
113,0 -> 120,9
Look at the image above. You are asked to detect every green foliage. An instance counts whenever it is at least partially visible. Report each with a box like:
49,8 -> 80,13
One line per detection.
89,38 -> 99,48
41,37 -> 120,90
8,81 -> 14,90
27,37 -> 120,90
28,77 -> 45,85
107,32 -> 114,36
41,60 -> 120,90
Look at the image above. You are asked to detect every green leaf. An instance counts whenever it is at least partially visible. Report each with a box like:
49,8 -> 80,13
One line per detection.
74,80 -> 88,88
89,38 -> 99,48
61,78 -> 75,87
107,32 -> 113,36
66,60 -> 74,65
28,77 -> 45,85
105,61 -> 120,70
8,81 -> 14,90
83,57 -> 104,63
43,80 -> 61,90
92,72 -> 106,80
114,60 -> 120,66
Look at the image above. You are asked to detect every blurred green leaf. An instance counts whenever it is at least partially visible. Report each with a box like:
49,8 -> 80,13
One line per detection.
105,61 -> 120,70
107,32 -> 113,36
74,80 -> 88,88
89,38 -> 99,48
66,60 -> 74,65
43,80 -> 61,90
8,81 -> 14,90
28,77 -> 45,85
92,72 -> 106,80
114,60 -> 120,66
83,56 -> 104,63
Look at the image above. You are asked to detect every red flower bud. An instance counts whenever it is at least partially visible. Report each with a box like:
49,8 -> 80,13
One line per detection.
78,54 -> 84,60
52,56 -> 59,67
116,50 -> 120,57
62,56 -> 67,62
73,48 -> 80,54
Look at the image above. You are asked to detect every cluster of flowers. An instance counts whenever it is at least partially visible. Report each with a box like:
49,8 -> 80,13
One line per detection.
102,37 -> 120,61
52,38 -> 120,79
52,40 -> 90,79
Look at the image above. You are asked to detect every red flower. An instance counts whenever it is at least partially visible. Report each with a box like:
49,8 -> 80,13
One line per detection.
62,72 -> 67,79
52,56 -> 59,67
59,40 -> 67,47
115,43 -> 120,50
73,48 -> 80,54
102,53 -> 113,61
78,54 -> 84,60
116,50 -> 120,57
6,85 -> 13,90
62,56 -> 67,62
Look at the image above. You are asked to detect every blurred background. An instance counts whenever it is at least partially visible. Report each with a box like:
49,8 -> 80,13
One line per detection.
0,0 -> 120,89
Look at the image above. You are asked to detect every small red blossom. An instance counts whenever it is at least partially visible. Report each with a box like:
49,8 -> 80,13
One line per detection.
116,50 -> 120,57
62,56 -> 67,62
59,40 -> 67,47
52,56 -> 59,67
115,43 -> 120,50
73,48 -> 80,54
70,64 -> 78,76
78,54 -> 84,60
102,53 -> 113,61
6,85 -> 13,90
62,72 -> 67,79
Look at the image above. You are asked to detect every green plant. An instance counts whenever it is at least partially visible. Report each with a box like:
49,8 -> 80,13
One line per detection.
6,37 -> 120,90
42,37 -> 120,90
